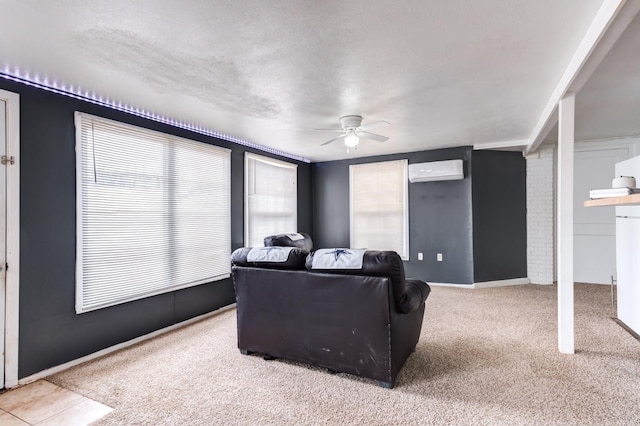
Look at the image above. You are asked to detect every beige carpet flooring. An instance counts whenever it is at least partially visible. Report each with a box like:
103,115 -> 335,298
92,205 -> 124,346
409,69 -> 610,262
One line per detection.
48,283 -> 640,425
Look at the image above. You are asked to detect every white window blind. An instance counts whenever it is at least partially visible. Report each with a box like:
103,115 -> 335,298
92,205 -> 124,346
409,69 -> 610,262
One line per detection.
75,112 -> 231,313
350,159 -> 409,259
245,153 -> 297,247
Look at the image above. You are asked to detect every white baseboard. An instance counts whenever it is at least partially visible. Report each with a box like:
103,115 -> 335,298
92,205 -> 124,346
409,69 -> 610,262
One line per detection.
17,303 -> 237,387
428,282 -> 474,288
428,278 -> 530,289
473,278 -> 530,288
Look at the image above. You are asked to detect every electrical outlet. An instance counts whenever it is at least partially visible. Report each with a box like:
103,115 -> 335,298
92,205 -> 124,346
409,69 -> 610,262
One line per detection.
418,252 -> 423,261
437,253 -> 443,262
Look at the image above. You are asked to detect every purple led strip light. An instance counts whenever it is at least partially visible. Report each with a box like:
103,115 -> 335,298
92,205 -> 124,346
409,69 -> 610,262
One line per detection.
1,67 -> 310,163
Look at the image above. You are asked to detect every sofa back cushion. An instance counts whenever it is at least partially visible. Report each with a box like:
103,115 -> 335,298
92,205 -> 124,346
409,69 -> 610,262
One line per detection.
264,232 -> 313,252
309,248 -> 368,269
306,250 -> 407,306
231,246 -> 308,270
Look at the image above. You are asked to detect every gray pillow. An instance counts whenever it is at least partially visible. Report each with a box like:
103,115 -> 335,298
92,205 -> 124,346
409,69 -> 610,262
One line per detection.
231,247 -> 307,270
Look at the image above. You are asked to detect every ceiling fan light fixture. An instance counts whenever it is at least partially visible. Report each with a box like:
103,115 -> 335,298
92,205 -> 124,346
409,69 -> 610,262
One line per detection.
317,115 -> 389,148
344,133 -> 359,147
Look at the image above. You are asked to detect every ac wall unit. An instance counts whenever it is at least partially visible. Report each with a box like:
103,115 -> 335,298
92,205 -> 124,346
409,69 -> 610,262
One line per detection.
408,159 -> 464,183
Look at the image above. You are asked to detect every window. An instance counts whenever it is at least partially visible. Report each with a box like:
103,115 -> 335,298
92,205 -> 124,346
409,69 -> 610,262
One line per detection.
75,113 -> 231,313
245,153 -> 297,247
350,159 -> 409,259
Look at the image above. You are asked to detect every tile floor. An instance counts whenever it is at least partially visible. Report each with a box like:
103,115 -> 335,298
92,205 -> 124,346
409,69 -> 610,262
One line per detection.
0,380 -> 112,425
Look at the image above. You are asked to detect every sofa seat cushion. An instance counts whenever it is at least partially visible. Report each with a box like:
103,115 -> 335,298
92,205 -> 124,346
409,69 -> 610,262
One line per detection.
231,247 -> 308,270
264,232 -> 313,252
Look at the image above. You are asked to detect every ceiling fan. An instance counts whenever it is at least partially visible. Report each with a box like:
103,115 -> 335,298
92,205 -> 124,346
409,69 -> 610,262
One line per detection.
317,115 -> 390,149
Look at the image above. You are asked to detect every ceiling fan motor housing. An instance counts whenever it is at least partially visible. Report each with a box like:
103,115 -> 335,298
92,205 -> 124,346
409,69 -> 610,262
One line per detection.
340,115 -> 363,130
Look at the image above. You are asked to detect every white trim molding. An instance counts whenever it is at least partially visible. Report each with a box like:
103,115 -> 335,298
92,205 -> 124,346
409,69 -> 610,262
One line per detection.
427,282 -> 475,288
428,278 -> 530,289
473,140 -> 528,151
1,88 -> 20,388
473,278 -> 530,289
575,136 -> 640,158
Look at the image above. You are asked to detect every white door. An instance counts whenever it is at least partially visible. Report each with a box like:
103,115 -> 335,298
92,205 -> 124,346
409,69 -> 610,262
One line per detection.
0,89 -> 18,389
0,98 -> 6,386
574,147 -> 629,284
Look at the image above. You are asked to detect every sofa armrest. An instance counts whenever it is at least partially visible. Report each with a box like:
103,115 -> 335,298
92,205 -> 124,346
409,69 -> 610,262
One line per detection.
397,279 -> 431,314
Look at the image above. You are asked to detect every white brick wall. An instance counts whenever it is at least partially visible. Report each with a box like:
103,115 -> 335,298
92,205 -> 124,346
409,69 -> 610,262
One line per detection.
526,145 -> 555,284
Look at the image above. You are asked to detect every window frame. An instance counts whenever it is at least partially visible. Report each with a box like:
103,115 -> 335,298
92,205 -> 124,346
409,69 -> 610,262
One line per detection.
244,152 -> 298,247
349,159 -> 409,260
75,112 -> 231,313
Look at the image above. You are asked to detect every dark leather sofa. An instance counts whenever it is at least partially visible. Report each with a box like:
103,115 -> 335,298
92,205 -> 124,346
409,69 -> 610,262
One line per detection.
230,234 -> 430,388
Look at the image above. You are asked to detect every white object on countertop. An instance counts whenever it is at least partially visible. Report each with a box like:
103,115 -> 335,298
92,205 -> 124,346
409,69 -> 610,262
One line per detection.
590,187 -> 640,199
612,176 -> 636,188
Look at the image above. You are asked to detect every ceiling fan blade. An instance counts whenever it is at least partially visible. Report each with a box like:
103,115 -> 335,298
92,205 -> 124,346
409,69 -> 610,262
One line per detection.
358,131 -> 389,143
321,134 -> 347,146
314,128 -> 344,132
358,120 -> 390,132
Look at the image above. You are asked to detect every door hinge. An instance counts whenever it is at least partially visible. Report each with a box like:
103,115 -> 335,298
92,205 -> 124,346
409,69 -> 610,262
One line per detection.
1,155 -> 15,165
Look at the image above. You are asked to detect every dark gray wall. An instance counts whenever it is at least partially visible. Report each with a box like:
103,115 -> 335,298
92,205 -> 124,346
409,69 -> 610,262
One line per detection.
312,147 -> 475,284
312,147 -> 529,285
0,79 -> 313,378
472,150 -> 527,282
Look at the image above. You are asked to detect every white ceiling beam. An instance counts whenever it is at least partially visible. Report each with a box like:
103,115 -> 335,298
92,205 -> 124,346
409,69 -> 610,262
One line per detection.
525,0 -> 640,155
473,139 -> 528,151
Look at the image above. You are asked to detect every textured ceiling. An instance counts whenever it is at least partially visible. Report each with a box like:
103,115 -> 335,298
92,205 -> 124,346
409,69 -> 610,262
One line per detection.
0,0 -> 628,161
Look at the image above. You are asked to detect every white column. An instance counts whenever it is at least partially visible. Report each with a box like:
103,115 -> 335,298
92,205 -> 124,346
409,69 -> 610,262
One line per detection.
557,93 -> 575,354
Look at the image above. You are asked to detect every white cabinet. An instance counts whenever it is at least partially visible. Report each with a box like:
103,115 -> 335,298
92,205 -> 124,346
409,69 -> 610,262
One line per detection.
615,156 -> 640,335
616,217 -> 640,333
